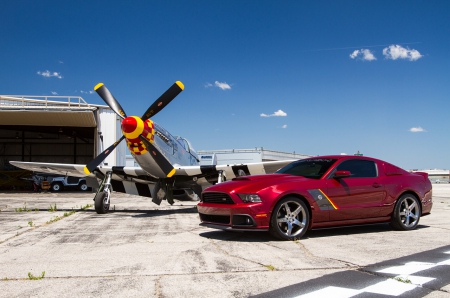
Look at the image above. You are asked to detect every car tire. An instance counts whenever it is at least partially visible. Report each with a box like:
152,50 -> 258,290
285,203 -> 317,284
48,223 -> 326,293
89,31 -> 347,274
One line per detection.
94,192 -> 110,214
79,182 -> 88,191
269,196 -> 310,241
390,194 -> 421,231
51,182 -> 63,192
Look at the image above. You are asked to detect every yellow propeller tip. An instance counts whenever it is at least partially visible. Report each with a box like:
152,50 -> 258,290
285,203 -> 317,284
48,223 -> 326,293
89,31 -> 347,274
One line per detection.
83,166 -> 91,175
175,81 -> 184,90
94,83 -> 104,91
167,168 -> 176,178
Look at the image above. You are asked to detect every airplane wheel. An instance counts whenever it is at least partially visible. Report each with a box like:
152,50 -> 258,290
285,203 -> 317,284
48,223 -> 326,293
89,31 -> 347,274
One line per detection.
94,192 -> 110,214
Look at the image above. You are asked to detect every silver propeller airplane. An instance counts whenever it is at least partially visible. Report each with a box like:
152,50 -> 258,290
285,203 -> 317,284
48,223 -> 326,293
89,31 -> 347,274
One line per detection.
10,81 -> 294,214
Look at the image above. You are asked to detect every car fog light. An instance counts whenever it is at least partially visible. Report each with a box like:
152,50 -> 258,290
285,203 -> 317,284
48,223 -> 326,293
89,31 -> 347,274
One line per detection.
238,194 -> 262,203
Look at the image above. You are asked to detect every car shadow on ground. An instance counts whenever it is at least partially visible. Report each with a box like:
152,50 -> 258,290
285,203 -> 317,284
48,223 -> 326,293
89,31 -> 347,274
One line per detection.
304,223 -> 429,239
199,223 -> 430,242
199,230 -> 275,242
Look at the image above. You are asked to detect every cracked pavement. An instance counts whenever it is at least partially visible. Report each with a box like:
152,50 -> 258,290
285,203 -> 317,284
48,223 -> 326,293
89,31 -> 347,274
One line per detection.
0,185 -> 449,297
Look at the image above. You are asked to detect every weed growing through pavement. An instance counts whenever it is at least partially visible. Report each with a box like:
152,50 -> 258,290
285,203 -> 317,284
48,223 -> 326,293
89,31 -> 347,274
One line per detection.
28,271 -> 45,280
48,204 -> 57,212
64,209 -> 76,217
28,221 -> 34,227
15,202 -> 30,212
265,265 -> 275,271
80,204 -> 93,210
44,204 -> 94,225
394,277 -> 412,284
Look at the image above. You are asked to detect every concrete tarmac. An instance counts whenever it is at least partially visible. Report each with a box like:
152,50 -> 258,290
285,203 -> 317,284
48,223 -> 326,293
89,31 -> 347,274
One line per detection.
0,185 -> 449,297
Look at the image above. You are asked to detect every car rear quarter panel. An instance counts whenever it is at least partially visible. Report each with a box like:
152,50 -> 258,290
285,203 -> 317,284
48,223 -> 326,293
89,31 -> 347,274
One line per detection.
380,173 -> 432,216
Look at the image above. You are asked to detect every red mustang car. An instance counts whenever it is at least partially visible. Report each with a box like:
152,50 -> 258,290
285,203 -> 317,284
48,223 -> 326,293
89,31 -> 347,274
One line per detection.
197,155 -> 433,240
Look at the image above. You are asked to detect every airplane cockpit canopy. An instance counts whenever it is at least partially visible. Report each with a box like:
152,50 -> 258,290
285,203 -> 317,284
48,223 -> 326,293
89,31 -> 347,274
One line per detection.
175,136 -> 196,153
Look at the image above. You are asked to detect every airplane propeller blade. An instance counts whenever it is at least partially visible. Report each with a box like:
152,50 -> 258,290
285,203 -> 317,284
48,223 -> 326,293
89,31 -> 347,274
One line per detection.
141,81 -> 184,121
94,83 -> 127,119
139,135 -> 176,178
84,136 -> 126,175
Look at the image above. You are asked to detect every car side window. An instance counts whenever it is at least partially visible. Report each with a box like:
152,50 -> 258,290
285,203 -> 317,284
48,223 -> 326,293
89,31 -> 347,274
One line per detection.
336,160 -> 378,178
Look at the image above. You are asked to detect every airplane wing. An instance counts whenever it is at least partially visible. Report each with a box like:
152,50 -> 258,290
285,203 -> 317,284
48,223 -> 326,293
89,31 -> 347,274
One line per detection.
9,161 -> 96,178
9,159 -> 295,198
174,160 -> 295,185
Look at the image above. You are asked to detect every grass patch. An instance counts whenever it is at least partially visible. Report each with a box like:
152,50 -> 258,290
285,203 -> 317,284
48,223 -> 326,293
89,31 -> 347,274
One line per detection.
28,221 -> 35,227
394,277 -> 412,284
15,202 -> 30,212
48,204 -> 57,212
64,209 -> 76,217
46,216 -> 61,224
265,265 -> 276,271
80,204 -> 93,210
28,271 -> 45,280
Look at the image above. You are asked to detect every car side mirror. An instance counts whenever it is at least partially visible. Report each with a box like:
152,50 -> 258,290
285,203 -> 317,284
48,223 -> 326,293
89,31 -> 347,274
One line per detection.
334,170 -> 351,179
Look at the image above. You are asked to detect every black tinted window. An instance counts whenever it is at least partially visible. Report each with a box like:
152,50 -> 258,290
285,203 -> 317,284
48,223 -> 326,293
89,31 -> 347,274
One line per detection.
276,159 -> 337,179
336,159 -> 377,178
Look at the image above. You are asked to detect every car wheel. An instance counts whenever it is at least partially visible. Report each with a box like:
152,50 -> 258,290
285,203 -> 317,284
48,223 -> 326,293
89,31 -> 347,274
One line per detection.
94,192 -> 110,214
51,182 -> 63,192
269,196 -> 310,240
390,194 -> 421,231
79,182 -> 88,191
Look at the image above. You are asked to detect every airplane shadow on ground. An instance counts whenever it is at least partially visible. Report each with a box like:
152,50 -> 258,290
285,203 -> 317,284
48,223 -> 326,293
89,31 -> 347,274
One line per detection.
199,223 -> 430,242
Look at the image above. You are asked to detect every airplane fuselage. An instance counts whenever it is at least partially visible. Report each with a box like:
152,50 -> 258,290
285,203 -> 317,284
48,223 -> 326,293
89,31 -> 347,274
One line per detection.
122,116 -> 199,178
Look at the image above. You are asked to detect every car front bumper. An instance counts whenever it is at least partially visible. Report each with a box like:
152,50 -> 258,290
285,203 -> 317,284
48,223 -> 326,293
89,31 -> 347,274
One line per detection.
197,202 -> 271,231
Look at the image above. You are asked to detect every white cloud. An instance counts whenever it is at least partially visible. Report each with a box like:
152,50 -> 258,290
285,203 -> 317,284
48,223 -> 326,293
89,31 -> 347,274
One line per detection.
204,83 -> 213,88
282,124 -> 287,129
51,91 -> 58,95
215,81 -> 231,90
349,49 -> 376,61
410,126 -> 426,132
37,70 -> 63,79
260,109 -> 287,117
80,90 -> 94,94
383,45 -> 423,61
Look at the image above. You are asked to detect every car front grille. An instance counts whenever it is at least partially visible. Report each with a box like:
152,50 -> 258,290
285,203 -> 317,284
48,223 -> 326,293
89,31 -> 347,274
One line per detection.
202,192 -> 235,204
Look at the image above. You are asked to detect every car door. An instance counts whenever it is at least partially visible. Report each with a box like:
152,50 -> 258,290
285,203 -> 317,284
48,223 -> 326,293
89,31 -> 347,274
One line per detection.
326,159 -> 386,221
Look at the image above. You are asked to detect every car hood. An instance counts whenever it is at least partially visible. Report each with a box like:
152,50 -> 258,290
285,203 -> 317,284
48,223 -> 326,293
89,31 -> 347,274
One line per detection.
204,173 -> 313,193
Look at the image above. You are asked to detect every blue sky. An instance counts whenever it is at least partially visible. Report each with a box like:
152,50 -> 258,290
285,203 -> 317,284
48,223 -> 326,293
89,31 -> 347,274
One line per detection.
1,1 -> 449,170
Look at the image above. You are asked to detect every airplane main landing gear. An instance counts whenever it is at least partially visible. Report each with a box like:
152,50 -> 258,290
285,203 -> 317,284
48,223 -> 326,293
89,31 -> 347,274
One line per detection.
94,171 -> 112,214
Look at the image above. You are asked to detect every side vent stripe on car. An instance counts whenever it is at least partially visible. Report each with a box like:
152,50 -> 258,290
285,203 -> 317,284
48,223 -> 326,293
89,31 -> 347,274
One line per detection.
308,189 -> 339,210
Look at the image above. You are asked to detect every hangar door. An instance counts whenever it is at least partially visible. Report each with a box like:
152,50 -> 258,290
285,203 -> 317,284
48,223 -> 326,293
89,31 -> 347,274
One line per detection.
0,110 -> 97,169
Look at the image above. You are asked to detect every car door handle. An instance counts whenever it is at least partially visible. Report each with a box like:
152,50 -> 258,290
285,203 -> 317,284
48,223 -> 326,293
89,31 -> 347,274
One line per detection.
372,182 -> 382,188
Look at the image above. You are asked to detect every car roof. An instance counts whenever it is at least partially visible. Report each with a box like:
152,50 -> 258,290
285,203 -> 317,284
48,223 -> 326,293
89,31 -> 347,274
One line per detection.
305,155 -> 380,162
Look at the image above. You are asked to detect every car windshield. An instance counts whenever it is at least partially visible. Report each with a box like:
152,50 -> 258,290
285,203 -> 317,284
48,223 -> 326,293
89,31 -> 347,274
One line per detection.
276,158 -> 337,179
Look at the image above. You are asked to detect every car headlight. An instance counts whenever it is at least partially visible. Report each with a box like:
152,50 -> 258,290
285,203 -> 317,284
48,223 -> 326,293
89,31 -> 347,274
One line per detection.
237,194 -> 262,203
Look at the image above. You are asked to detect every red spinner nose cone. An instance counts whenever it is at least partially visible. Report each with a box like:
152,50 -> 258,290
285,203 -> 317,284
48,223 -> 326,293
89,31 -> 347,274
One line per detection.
122,117 -> 137,133
121,116 -> 144,140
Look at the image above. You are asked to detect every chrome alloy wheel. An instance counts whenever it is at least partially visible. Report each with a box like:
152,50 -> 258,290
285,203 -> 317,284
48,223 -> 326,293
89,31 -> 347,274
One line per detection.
398,196 -> 420,228
276,200 -> 307,238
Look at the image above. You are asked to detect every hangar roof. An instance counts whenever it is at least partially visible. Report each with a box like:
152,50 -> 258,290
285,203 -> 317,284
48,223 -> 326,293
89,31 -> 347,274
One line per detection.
0,95 -> 108,127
